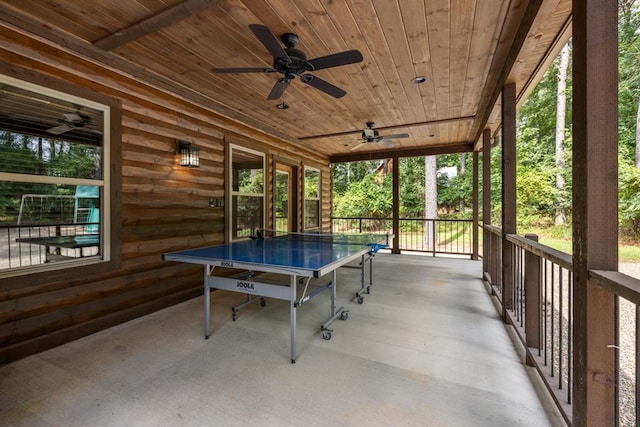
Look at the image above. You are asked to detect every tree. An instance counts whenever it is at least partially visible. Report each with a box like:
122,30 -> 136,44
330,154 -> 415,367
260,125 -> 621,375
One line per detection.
618,0 -> 640,235
554,43 -> 570,225
424,156 -> 437,248
399,156 -> 425,216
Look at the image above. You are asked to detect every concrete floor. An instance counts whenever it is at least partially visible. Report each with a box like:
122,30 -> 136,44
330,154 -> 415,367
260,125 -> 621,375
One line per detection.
0,254 -> 566,426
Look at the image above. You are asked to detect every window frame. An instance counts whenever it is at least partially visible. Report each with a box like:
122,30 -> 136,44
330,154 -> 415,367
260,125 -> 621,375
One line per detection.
0,69 -> 122,282
303,165 -> 321,231
226,143 -> 266,242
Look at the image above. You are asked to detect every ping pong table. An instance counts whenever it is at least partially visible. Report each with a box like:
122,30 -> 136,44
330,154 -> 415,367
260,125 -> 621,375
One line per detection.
162,230 -> 390,363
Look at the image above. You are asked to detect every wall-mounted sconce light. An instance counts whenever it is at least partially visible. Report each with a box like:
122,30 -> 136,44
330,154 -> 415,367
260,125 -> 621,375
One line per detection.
178,140 -> 199,167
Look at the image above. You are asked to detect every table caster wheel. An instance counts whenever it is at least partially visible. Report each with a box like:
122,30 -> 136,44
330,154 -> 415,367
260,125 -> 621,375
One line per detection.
260,298 -> 266,307
322,331 -> 332,340
357,296 -> 364,304
340,311 -> 349,321
232,309 -> 238,321
366,286 -> 371,294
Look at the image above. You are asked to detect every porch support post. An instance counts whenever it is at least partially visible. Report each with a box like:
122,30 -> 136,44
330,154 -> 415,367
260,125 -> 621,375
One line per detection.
472,151 -> 479,260
501,83 -> 517,318
392,155 -> 400,254
524,233 -> 540,366
482,129 -> 491,277
572,0 -> 618,424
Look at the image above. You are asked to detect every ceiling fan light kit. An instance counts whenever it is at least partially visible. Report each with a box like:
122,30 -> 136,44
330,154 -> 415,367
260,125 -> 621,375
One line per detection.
351,121 -> 410,151
212,24 -> 363,100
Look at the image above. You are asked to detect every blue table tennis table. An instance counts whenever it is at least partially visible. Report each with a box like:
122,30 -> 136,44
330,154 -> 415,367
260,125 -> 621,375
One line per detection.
163,231 -> 390,363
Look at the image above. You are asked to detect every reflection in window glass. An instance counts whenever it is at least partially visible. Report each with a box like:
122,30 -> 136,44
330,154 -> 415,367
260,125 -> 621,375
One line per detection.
230,146 -> 264,240
275,170 -> 290,232
0,74 -> 108,274
304,167 -> 320,229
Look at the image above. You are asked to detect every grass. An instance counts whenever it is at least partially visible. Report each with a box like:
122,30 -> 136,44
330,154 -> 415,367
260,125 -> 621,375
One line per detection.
529,230 -> 640,263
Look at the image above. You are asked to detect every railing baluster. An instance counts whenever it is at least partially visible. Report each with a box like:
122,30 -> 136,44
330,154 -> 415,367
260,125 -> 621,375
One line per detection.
544,259 -> 548,364
635,305 -> 640,425
568,270 -> 572,404
559,266 -> 563,390
551,263 -> 555,378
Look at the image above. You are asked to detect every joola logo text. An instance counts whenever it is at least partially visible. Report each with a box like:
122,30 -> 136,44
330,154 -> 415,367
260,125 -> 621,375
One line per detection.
220,261 -> 234,267
236,281 -> 254,290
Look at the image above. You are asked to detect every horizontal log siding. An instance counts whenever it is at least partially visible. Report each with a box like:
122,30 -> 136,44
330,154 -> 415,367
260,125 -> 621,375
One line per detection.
0,27 -> 330,363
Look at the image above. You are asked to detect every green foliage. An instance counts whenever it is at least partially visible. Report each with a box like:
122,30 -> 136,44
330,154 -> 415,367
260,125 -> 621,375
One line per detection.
516,165 -> 557,228
332,161 -> 379,196
618,1 -> 640,161
333,171 -> 392,218
620,161 -> 640,235
437,172 -> 471,214
400,157 -> 425,216
237,170 -> 263,193
304,169 -> 319,199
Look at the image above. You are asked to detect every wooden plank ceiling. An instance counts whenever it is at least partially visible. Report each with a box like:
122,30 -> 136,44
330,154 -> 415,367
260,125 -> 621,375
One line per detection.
0,0 -> 571,160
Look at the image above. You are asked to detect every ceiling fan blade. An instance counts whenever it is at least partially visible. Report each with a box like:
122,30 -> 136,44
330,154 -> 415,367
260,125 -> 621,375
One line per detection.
47,124 -> 73,135
379,133 -> 410,140
212,67 -> 277,74
300,74 -> 346,98
306,50 -> 363,71
267,79 -> 290,100
379,140 -> 394,148
350,142 -> 366,151
249,24 -> 290,62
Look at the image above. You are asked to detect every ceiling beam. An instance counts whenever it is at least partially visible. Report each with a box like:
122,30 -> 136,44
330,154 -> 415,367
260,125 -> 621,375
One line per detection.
329,141 -> 474,164
470,0 -> 545,148
93,0 -> 223,51
300,116 -> 476,141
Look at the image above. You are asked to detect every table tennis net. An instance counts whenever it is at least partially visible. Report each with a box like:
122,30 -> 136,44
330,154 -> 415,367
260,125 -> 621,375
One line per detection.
257,229 -> 391,246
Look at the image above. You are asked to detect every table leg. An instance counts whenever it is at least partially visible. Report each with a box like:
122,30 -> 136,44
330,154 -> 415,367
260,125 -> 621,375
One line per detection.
290,274 -> 297,363
360,254 -> 365,291
369,254 -> 374,289
204,266 -> 211,339
331,269 -> 337,315
320,269 -> 347,340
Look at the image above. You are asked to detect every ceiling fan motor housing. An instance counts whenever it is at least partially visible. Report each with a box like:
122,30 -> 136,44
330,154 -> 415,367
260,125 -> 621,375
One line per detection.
274,48 -> 309,77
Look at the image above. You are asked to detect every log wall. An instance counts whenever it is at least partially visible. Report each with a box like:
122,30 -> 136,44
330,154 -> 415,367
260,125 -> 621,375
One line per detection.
0,27 -> 331,364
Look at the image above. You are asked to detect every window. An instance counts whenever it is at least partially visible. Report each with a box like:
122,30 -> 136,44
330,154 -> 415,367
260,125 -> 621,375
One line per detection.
275,168 -> 290,232
304,167 -> 320,230
228,145 -> 265,240
0,74 -> 110,276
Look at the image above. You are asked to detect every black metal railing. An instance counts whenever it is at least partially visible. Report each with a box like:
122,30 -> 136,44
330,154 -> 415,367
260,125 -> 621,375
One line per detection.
483,225 -> 639,426
331,216 -> 474,257
0,222 -> 100,270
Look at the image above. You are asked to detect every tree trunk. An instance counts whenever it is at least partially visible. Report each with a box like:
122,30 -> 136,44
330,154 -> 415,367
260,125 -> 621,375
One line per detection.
459,153 -> 466,213
555,43 -> 570,225
424,156 -> 437,250
636,89 -> 640,168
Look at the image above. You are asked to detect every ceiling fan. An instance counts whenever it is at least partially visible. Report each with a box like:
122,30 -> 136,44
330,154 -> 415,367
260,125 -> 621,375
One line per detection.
211,24 -> 363,100
351,121 -> 410,151
47,111 -> 101,135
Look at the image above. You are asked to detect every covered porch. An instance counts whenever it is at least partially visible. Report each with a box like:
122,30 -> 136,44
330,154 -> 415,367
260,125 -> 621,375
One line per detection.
0,253 -> 565,426
0,1 -> 636,426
